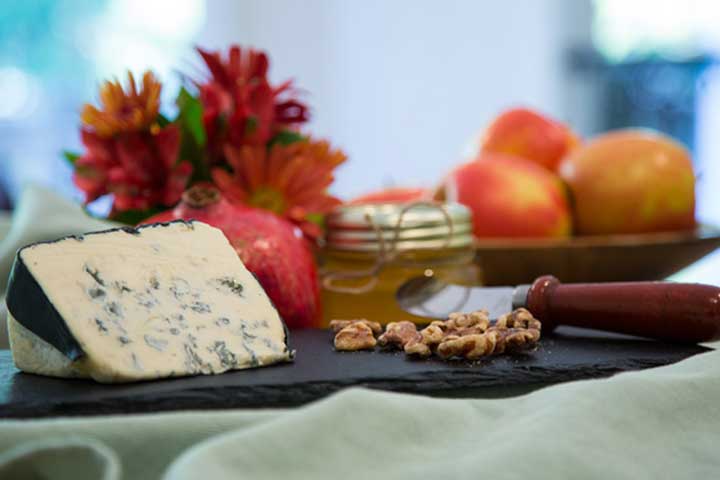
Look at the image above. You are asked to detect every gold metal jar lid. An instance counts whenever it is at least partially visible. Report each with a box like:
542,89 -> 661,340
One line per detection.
325,202 -> 474,252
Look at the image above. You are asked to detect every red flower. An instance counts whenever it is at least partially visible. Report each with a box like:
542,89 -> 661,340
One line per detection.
81,72 -> 161,138
75,127 -> 192,213
74,71 -> 192,215
197,45 -> 309,162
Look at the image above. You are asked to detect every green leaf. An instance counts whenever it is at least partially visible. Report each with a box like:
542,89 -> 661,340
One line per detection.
176,87 -> 206,146
245,116 -> 258,135
155,113 -> 171,127
305,212 -> 325,227
109,207 -> 165,226
216,114 -> 228,134
175,87 -> 210,182
269,130 -> 307,147
63,150 -> 81,166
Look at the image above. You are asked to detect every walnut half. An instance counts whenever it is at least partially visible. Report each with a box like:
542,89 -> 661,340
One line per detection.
377,321 -> 421,349
496,308 -> 541,331
436,331 -> 499,360
329,319 -> 383,335
334,322 -> 378,351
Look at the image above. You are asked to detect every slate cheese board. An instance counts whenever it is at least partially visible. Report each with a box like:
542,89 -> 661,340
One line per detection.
0,326 -> 710,419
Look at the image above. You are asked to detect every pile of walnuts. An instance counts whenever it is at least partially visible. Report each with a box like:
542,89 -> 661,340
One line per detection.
330,308 -> 541,361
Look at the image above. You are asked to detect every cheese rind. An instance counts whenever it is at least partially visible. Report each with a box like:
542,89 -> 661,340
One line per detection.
6,220 -> 292,383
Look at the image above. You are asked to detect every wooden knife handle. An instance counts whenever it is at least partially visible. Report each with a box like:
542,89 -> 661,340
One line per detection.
525,275 -> 720,343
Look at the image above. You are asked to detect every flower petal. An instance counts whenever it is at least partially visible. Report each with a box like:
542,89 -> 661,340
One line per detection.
153,125 -> 181,169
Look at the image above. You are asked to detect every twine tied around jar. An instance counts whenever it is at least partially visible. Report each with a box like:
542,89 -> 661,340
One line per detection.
322,202 -> 455,294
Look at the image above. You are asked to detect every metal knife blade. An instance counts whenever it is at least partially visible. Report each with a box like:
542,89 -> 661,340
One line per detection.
395,275 -> 529,319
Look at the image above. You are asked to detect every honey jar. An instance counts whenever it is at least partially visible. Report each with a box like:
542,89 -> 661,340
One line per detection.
320,202 -> 480,326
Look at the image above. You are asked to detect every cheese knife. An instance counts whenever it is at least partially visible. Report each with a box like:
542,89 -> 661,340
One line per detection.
396,275 -> 720,343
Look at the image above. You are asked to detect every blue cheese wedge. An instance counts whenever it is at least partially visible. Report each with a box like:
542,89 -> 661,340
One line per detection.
5,220 -> 292,383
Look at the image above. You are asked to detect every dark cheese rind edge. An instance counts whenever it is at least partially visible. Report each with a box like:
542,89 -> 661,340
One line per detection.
5,219 -> 293,361
5,221 -> 197,361
14,219 -> 198,252
7,254 -> 85,360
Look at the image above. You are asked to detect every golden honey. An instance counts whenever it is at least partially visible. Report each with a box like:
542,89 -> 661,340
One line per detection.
320,202 -> 480,326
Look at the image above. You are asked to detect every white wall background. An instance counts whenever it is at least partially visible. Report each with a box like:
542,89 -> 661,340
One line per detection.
197,0 -> 593,198
696,66 -> 720,224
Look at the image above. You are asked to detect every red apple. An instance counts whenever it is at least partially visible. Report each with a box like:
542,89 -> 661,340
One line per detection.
349,187 -> 430,205
558,129 -> 696,235
439,153 -> 572,238
478,107 -> 580,171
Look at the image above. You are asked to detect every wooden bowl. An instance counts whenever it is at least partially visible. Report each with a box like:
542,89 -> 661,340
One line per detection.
474,224 -> 720,286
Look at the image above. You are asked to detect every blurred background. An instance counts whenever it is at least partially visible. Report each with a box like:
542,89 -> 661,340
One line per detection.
0,0 -> 719,223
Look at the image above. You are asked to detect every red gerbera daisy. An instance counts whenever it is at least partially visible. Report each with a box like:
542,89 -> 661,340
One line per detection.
212,138 -> 346,240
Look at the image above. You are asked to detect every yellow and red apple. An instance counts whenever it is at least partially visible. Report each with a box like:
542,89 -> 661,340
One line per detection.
439,153 -> 571,238
478,107 -> 579,171
559,129 -> 696,235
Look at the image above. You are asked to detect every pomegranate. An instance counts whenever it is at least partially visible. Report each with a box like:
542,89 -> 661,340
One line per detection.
143,184 -> 320,328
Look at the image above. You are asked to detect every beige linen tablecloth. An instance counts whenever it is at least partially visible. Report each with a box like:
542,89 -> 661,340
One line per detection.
1,186 -> 719,480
